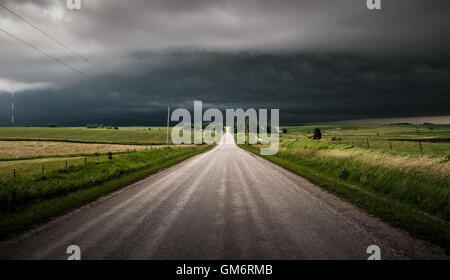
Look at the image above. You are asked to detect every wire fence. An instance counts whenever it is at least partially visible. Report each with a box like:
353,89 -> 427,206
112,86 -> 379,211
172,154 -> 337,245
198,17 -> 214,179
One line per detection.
280,134 -> 450,158
1,146 -> 163,182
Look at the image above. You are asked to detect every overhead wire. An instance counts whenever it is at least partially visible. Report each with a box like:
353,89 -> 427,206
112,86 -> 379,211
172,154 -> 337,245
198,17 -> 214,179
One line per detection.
0,2 -> 109,76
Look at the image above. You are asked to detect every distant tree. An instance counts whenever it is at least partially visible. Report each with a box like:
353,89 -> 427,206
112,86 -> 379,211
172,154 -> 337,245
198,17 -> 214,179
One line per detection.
313,127 -> 322,140
48,123 -> 58,128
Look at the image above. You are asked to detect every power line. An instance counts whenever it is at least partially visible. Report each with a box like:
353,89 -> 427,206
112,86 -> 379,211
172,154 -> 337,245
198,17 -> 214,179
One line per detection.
0,2 -> 147,95
0,2 -> 109,76
0,25 -> 95,80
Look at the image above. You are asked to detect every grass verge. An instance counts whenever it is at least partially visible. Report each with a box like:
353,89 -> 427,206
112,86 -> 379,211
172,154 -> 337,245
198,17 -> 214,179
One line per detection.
0,145 -> 212,239
240,144 -> 450,254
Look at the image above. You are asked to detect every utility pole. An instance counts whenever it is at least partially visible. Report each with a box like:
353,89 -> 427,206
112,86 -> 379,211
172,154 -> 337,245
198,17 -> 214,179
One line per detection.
11,82 -> 14,126
166,106 -> 170,148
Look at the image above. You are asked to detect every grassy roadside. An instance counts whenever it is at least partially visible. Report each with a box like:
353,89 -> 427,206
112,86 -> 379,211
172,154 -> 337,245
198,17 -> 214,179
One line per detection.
240,144 -> 450,253
0,145 -> 212,239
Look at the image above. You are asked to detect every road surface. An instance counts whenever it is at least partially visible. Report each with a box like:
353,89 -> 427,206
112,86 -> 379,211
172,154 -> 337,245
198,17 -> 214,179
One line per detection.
0,129 -> 446,259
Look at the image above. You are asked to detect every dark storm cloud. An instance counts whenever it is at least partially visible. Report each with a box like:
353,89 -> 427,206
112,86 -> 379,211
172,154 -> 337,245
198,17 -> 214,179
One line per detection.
0,0 -> 449,125
1,52 -> 449,125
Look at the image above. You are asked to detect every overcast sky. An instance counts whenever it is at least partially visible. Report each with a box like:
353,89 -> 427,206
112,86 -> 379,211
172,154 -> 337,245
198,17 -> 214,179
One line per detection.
0,0 -> 449,125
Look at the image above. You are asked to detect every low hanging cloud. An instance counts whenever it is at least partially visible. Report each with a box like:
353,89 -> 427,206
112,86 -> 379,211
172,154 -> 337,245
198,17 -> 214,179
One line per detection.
0,78 -> 54,93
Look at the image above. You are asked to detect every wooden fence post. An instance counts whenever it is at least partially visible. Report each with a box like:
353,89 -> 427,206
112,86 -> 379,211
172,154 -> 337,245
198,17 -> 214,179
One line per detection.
419,141 -> 423,155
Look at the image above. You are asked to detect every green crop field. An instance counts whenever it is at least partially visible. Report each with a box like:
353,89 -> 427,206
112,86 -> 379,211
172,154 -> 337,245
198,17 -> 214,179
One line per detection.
280,124 -> 450,158
242,124 -> 450,252
0,126 -> 171,145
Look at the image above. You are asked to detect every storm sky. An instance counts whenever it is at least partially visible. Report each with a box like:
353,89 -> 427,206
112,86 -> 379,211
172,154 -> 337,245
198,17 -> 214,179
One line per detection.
0,0 -> 449,125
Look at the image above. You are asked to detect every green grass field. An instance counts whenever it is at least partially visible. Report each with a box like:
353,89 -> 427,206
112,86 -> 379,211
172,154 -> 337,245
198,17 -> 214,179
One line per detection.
280,124 -> 450,158
0,127 -> 171,145
243,124 -> 450,252
0,126 -> 212,238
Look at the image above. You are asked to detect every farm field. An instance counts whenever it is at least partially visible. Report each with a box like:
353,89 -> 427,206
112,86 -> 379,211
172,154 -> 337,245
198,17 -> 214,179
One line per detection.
0,126 -> 171,145
0,126 -> 211,238
280,124 -> 450,158
0,141 -> 162,160
243,124 -> 450,252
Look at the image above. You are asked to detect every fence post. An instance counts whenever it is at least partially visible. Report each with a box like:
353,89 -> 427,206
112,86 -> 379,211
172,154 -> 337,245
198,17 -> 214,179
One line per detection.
85,158 -> 87,164
366,138 -> 370,148
419,141 -> 423,155
65,160 -> 68,169
13,168 -> 16,180
389,141 -> 393,151
42,165 -> 45,175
